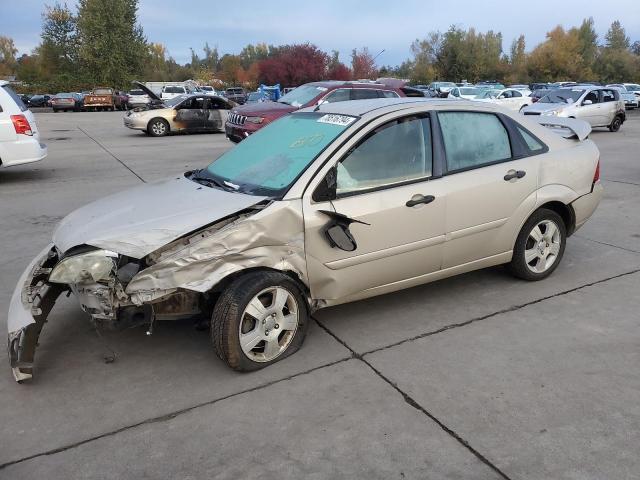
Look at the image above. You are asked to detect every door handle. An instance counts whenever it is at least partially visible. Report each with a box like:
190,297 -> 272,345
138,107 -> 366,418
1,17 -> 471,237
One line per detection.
504,170 -> 526,181
406,195 -> 435,207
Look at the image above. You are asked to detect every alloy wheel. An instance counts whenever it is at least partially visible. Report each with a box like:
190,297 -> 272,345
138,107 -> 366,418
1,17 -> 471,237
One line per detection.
239,286 -> 299,362
524,219 -> 562,274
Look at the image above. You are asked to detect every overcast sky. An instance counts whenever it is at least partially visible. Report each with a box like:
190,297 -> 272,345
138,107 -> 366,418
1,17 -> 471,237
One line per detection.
2,0 -> 639,66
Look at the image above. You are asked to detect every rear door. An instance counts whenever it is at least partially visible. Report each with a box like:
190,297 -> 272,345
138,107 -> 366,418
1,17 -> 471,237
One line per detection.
203,97 -> 232,130
435,110 -> 543,268
599,89 -> 618,125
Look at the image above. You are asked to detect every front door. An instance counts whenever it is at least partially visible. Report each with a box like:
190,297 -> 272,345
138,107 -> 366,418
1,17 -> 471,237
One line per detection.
435,111 -> 541,268
174,96 -> 206,131
303,114 -> 446,302
576,90 -> 601,126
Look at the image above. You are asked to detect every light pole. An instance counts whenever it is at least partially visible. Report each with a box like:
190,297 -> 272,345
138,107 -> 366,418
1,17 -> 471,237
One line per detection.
372,49 -> 385,63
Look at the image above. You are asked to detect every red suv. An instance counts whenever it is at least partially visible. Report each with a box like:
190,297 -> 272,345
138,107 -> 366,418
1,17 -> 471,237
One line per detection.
225,81 -> 406,143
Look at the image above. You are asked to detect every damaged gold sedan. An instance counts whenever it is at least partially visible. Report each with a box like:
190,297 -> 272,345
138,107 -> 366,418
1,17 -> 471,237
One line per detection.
8,98 -> 603,382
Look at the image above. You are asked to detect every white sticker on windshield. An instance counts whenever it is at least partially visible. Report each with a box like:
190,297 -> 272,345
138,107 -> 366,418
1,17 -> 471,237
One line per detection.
317,114 -> 356,126
316,87 -> 328,92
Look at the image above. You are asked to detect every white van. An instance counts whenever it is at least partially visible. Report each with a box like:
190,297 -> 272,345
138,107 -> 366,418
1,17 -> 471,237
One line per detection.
0,81 -> 47,168
160,85 -> 188,100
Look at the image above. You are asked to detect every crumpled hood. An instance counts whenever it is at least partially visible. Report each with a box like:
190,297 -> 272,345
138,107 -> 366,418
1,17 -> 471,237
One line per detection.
53,176 -> 266,259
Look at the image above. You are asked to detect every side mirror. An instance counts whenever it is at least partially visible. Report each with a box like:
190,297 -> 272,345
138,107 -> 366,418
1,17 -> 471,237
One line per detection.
312,165 -> 337,202
325,224 -> 357,251
583,99 -> 593,105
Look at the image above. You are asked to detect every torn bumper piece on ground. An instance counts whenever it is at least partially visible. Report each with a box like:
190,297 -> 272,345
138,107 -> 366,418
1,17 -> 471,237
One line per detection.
7,244 -> 65,383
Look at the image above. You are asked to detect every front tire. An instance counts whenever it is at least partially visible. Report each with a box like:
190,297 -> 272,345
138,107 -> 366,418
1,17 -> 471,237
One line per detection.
148,118 -> 169,137
609,115 -> 622,132
211,271 -> 309,371
508,208 -> 566,281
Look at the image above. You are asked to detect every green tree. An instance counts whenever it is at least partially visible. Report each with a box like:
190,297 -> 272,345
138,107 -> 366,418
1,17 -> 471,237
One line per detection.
577,17 -> 598,69
38,2 -> 78,89
75,0 -> 147,88
507,34 -> 528,83
605,20 -> 630,50
0,36 -> 18,76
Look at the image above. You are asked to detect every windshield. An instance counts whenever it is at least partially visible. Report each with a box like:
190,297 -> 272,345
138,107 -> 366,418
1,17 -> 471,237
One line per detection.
539,89 -> 584,104
625,84 -> 640,91
93,88 -> 112,95
55,93 -> 72,98
248,92 -> 263,100
460,87 -> 480,95
165,94 -> 190,107
201,112 -> 356,196
201,86 -> 213,91
278,85 -> 326,107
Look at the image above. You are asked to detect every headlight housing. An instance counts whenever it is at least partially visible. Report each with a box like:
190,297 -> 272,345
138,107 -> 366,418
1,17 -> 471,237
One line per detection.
49,250 -> 117,284
245,116 -> 264,124
542,109 -> 560,116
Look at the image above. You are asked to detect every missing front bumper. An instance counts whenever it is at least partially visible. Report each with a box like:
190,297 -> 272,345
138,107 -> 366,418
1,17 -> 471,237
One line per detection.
7,244 -> 65,383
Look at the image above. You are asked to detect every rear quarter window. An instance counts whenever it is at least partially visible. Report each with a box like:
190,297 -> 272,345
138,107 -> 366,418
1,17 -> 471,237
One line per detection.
2,85 -> 28,112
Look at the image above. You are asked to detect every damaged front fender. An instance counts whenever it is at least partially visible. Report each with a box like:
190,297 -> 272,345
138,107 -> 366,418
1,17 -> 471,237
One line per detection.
7,244 -> 65,382
126,200 -> 308,302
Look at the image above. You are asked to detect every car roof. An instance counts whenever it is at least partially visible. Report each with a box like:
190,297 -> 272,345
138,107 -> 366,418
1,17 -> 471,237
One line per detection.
304,81 -> 398,90
297,97 -> 503,117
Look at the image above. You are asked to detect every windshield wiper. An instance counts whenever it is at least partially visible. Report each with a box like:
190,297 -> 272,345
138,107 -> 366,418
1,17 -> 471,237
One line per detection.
188,170 -> 238,192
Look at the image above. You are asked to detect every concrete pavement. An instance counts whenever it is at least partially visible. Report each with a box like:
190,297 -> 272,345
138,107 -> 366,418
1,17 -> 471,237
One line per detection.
1,110 -> 639,479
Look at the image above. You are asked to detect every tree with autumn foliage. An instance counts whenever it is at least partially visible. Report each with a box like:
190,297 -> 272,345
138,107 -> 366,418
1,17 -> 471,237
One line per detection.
351,47 -> 377,80
258,43 -> 329,87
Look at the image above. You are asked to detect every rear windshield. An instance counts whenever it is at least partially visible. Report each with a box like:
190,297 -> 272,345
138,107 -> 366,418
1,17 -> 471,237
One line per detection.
93,88 -> 112,95
129,89 -> 145,95
2,85 -> 28,112
164,86 -> 185,93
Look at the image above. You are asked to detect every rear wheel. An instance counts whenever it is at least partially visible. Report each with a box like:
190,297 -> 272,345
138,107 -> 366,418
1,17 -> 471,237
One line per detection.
507,208 -> 566,281
148,118 -> 169,137
211,271 -> 309,371
609,115 -> 622,132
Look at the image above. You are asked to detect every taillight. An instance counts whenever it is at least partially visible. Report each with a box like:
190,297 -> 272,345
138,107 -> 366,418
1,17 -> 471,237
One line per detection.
593,160 -> 600,183
11,114 -> 33,136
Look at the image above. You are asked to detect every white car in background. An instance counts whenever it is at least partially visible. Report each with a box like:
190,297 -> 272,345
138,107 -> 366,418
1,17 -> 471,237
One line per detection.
0,80 -> 47,168
622,83 -> 640,98
448,86 -> 482,100
126,88 -> 151,109
161,85 -> 188,100
474,88 -> 533,111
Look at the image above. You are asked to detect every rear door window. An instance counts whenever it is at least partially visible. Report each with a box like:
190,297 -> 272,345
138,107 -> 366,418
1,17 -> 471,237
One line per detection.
352,89 -> 382,100
601,89 -> 616,102
439,112 -> 512,172
2,85 -> 27,112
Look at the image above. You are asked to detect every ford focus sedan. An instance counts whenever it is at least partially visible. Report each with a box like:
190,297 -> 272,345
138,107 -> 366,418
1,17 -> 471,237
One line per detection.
8,98 -> 602,382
